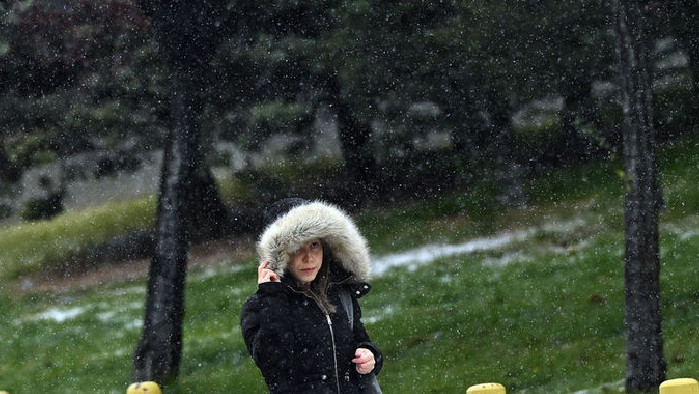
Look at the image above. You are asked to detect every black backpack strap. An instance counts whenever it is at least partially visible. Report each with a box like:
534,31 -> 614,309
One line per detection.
339,288 -> 354,328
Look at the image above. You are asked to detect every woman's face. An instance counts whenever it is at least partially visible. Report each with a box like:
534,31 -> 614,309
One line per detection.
288,239 -> 323,284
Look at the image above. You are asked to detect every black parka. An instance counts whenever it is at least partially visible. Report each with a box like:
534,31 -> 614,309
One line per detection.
241,272 -> 382,393
240,201 -> 382,393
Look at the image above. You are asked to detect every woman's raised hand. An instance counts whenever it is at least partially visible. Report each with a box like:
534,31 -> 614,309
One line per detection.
351,347 -> 375,374
258,261 -> 280,284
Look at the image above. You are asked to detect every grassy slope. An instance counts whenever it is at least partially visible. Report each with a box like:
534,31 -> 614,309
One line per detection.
1,137 -> 698,393
0,196 -> 157,281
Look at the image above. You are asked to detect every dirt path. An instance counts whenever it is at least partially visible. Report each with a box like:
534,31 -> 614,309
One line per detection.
17,236 -> 256,294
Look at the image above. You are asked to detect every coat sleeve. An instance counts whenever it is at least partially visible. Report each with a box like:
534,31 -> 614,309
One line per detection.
240,283 -> 298,389
351,295 -> 384,375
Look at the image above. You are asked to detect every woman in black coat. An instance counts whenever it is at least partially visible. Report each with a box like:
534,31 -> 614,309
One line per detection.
241,200 -> 383,393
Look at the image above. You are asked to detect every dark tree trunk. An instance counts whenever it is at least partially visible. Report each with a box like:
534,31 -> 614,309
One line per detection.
325,71 -> 376,209
560,81 -> 607,166
0,148 -> 21,183
132,0 -> 229,384
489,96 -> 526,207
613,1 -> 667,392
446,96 -> 487,157
133,77 -> 201,384
494,129 -> 526,208
661,0 -> 699,92
188,164 -> 231,241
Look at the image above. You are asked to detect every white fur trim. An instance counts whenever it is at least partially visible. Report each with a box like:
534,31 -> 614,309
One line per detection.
257,201 -> 371,281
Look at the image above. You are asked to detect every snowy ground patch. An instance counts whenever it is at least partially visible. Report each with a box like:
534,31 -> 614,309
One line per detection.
371,219 -> 589,277
30,306 -> 85,323
572,378 -> 625,393
371,230 -> 533,276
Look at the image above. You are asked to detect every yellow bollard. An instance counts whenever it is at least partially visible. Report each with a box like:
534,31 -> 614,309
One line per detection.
467,382 -> 506,394
127,381 -> 162,394
660,378 -> 699,394
0,391 -> 9,394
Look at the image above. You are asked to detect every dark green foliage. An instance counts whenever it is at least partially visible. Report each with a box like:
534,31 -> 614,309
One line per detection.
0,202 -> 12,220
654,85 -> 699,141
2,0 -> 698,206
0,0 -> 166,170
234,158 -> 345,205
19,192 -> 65,221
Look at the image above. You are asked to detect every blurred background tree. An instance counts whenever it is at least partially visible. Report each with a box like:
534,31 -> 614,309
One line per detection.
0,0 -> 165,167
2,0 -> 697,214
614,0 -> 667,391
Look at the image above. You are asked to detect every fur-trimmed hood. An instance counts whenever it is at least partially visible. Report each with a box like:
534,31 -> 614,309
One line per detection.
257,201 -> 371,281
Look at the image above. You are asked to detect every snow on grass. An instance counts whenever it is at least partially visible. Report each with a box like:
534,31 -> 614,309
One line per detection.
571,378 -> 625,393
371,219 -> 589,277
371,230 -> 533,277
363,305 -> 396,324
23,300 -> 142,327
31,306 -> 85,323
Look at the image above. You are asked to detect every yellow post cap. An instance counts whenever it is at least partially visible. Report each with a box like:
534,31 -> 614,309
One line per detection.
127,381 -> 162,394
467,382 -> 506,394
660,378 -> 699,394
0,391 -> 10,394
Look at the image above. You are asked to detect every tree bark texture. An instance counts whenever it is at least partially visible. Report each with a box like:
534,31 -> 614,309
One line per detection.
133,79 -> 200,383
613,0 -> 667,392
133,0 -> 229,384
325,71 -> 377,209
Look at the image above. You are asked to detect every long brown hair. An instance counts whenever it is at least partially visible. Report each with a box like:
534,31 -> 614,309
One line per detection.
298,240 -> 337,314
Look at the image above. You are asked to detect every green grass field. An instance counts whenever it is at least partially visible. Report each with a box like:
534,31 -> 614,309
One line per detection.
1,137 -> 698,393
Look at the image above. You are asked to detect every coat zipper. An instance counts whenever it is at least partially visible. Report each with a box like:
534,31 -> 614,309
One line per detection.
288,283 -> 343,393
325,312 -> 341,394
